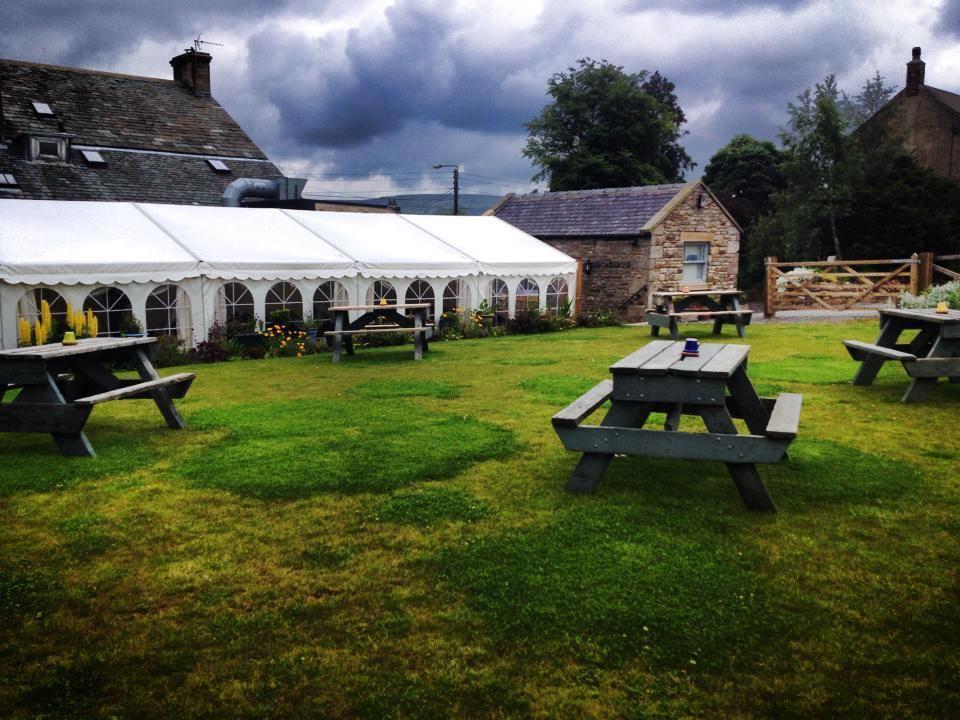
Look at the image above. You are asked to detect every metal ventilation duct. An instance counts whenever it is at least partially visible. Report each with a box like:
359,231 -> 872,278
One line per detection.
221,176 -> 307,207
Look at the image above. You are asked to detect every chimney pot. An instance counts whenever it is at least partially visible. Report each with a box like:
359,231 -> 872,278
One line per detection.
906,46 -> 925,97
170,49 -> 212,96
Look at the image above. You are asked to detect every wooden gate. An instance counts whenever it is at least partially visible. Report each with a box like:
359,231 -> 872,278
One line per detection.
763,255 -> 920,317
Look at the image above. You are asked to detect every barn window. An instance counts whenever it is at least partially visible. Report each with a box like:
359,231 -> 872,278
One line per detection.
265,282 -> 303,321
516,278 -> 540,313
442,279 -> 471,313
489,279 -> 509,324
83,287 -> 133,337
217,282 -> 255,325
313,281 -> 349,321
545,277 -> 569,316
366,280 -> 397,306
682,242 -> 709,283
146,284 -> 192,342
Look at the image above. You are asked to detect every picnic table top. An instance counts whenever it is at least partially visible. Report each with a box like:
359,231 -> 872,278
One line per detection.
328,303 -> 432,312
0,336 -> 156,361
651,289 -> 743,299
880,307 -> 960,324
609,339 -> 750,379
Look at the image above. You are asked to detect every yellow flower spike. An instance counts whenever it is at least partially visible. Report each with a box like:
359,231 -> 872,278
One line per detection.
65,302 -> 74,328
18,317 -> 32,346
41,300 -> 52,330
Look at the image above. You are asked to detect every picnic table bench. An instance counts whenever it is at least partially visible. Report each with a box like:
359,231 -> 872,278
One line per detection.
0,336 -> 194,457
844,307 -> 960,402
325,303 -> 433,362
646,289 -> 752,339
552,339 -> 802,512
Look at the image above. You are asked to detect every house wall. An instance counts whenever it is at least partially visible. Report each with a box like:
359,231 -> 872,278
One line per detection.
875,92 -> 960,182
535,237 -> 651,322
648,188 -> 740,295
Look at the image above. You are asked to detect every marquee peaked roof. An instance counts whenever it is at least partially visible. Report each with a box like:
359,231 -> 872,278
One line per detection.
0,200 -> 576,286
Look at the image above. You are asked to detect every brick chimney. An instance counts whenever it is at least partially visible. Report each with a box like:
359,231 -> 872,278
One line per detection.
905,46 -> 925,97
170,49 -> 212,96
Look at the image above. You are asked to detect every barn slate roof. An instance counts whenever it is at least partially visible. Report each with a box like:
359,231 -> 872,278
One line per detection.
0,57 -> 285,204
491,183 -> 691,237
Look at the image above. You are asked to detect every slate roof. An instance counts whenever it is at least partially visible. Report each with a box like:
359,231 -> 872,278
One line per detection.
0,58 -> 285,204
927,86 -> 960,117
492,183 -> 690,237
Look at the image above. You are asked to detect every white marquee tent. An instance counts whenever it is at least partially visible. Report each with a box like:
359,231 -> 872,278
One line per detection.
0,200 -> 578,349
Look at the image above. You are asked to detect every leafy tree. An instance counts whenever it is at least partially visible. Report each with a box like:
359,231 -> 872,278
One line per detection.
703,134 -> 786,288
839,72 -> 898,128
523,58 -> 694,190
703,134 -> 784,230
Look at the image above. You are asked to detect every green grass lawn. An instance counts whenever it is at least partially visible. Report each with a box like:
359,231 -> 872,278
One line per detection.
2,321 -> 959,719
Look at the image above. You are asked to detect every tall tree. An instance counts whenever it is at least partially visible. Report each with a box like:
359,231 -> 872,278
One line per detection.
523,58 -> 694,190
839,72 -> 898,128
703,134 -> 784,230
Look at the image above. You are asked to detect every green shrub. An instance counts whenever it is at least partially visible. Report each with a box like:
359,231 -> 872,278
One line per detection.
901,280 -> 960,309
153,335 -> 192,368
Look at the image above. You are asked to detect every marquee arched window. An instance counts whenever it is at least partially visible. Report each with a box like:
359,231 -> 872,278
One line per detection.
313,281 -> 349,321
17,288 -> 69,343
515,278 -> 540,313
545,277 -> 569,317
146,284 -> 192,342
442,279 -> 471,314
83,287 -> 133,337
489,279 -> 509,325
405,280 -> 435,318
217,282 -> 255,325
265,281 -> 303,321
366,280 -> 397,306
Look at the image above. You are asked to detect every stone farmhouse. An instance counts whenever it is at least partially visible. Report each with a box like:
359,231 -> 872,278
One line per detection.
858,47 -> 960,183
0,49 -> 292,204
488,180 -> 741,321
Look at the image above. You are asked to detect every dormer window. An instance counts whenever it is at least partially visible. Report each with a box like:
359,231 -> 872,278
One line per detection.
32,101 -> 54,116
30,136 -> 67,162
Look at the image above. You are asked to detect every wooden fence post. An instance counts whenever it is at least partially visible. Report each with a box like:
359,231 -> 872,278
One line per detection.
763,256 -> 777,318
918,251 -> 934,292
909,253 -> 920,296
575,257 -> 584,316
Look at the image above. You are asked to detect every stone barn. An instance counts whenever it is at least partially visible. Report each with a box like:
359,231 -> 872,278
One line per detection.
489,180 -> 741,322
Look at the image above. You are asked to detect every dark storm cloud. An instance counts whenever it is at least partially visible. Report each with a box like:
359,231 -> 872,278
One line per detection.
0,0 -> 326,66
246,1 -> 543,152
937,0 -> 960,37
619,0 -> 813,14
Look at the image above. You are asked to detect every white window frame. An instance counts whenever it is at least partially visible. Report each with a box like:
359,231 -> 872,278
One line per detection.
30,136 -> 67,162
682,241 -> 709,283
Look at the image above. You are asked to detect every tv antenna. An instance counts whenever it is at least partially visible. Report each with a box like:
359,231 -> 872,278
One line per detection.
193,33 -> 224,52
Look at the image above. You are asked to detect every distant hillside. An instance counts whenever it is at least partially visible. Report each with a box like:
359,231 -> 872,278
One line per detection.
365,193 -> 503,216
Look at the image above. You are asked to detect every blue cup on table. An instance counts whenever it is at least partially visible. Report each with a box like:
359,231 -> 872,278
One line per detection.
681,338 -> 700,359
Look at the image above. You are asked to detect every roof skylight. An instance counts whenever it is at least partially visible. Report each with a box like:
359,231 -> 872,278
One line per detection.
207,159 -> 230,173
32,101 -> 54,116
81,149 -> 106,165
0,173 -> 19,188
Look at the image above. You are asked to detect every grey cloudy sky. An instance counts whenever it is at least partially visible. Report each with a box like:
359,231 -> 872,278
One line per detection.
2,0 -> 959,200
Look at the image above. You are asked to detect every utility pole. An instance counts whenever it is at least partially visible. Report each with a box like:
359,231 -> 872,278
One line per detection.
433,163 -> 460,215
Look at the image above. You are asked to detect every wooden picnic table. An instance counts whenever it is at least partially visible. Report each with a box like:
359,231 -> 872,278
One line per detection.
325,303 -> 433,362
552,339 -> 802,512
844,307 -> 960,402
646,289 -> 752,340
0,336 -> 194,457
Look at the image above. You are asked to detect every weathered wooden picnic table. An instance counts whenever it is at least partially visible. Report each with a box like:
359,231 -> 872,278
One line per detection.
552,340 -> 802,512
325,303 -> 433,362
844,307 -> 960,402
0,336 -> 195,457
646,289 -> 752,339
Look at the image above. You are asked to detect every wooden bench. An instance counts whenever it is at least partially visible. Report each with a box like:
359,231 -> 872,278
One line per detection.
647,309 -> 753,340
74,372 -> 195,405
843,339 -> 917,363
323,325 -> 434,338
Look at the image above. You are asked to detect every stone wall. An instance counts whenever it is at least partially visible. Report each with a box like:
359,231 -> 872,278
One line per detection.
537,184 -> 741,322
648,186 -> 740,295
875,92 -> 960,182
539,236 -> 650,322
